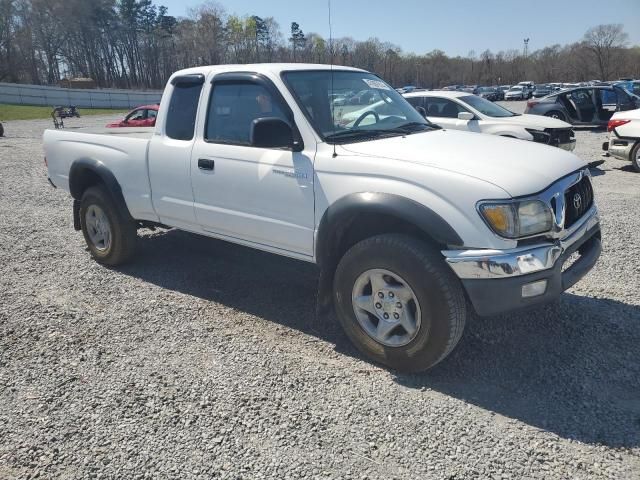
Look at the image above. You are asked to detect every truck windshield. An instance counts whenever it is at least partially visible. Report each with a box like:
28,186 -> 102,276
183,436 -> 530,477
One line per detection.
282,70 -> 434,143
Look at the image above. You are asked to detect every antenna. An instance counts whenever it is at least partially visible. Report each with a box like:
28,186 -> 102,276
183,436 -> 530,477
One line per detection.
328,0 -> 337,158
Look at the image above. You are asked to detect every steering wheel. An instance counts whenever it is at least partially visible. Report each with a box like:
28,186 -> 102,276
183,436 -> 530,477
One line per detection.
353,110 -> 379,127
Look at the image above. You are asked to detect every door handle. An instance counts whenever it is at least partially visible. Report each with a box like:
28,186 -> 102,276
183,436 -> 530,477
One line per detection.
198,158 -> 215,171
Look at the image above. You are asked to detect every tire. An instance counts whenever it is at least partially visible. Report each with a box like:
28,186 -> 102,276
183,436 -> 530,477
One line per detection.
79,185 -> 137,265
0,122 -> 4,137
631,142 -> 640,173
545,110 -> 566,122
333,234 -> 467,372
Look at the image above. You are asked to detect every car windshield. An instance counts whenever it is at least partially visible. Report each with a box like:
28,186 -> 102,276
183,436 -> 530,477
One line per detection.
509,86 -> 523,91
478,87 -> 494,92
459,95 -> 517,117
282,70 -> 433,143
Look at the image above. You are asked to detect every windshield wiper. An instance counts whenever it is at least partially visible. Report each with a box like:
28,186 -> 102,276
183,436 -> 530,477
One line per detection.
324,128 -> 402,143
388,122 -> 437,132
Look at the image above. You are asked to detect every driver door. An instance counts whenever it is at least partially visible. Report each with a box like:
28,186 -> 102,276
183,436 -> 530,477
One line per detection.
189,73 -> 315,257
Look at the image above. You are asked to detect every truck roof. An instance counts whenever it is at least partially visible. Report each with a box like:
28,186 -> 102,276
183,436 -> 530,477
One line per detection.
170,63 -> 366,78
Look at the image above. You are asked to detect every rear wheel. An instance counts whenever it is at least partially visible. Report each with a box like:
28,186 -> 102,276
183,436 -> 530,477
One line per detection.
80,186 -> 137,265
631,142 -> 640,173
333,234 -> 467,372
545,110 -> 566,122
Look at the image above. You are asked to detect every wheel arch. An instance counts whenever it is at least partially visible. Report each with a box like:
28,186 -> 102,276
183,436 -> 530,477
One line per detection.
314,192 -> 463,314
68,158 -> 133,230
316,193 -> 463,268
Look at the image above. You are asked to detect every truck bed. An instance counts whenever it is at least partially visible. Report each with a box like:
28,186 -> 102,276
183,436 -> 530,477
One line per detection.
43,127 -> 157,222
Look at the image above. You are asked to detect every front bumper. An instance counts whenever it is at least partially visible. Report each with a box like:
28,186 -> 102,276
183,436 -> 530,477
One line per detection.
443,207 -> 601,316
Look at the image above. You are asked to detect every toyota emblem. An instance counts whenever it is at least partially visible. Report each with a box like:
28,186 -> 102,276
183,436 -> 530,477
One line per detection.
573,193 -> 583,210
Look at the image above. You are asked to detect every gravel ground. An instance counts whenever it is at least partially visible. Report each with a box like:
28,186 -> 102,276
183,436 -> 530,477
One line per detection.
1,104 -> 639,479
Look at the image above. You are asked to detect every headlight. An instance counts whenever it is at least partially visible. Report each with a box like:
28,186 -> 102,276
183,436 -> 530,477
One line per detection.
525,128 -> 551,144
479,200 -> 553,238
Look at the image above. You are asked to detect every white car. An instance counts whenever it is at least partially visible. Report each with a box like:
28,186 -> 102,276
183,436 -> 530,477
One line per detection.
603,108 -> 640,172
43,63 -> 601,372
396,91 -> 574,150
504,86 -> 527,100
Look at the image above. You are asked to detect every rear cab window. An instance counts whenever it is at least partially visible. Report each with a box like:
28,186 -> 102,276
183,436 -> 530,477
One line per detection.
166,74 -> 205,141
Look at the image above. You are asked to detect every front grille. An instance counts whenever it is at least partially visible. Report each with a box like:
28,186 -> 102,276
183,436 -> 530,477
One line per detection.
545,128 -> 574,146
564,176 -> 593,228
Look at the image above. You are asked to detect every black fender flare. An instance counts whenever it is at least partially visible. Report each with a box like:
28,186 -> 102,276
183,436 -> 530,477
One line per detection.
316,192 -> 463,265
314,192 -> 463,313
68,158 -> 133,230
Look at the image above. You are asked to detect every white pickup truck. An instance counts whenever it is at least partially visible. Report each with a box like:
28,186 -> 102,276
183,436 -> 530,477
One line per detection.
44,63 -> 602,372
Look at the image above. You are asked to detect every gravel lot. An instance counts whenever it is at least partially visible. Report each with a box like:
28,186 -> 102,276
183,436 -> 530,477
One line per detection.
1,103 -> 639,479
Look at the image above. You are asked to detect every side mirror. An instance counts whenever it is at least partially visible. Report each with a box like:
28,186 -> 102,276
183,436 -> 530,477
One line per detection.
415,106 -> 427,117
458,111 -> 474,121
251,117 -> 299,150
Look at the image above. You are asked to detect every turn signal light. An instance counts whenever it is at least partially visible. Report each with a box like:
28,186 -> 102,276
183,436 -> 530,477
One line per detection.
607,119 -> 630,132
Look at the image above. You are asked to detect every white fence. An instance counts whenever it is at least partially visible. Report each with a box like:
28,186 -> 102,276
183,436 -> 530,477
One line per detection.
0,82 -> 162,109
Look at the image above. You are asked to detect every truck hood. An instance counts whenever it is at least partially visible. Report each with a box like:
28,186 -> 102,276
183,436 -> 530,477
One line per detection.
339,129 -> 586,197
494,113 -> 572,129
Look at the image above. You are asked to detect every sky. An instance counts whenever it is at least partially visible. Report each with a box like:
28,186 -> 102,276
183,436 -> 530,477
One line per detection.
159,0 -> 640,57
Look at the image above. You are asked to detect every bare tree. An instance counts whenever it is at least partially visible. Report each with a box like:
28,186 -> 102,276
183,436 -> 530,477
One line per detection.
1,2 -> 637,90
583,24 -> 628,81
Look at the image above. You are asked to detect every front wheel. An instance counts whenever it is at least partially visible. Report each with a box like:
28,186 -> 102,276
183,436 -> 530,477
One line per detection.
80,186 -> 137,265
333,234 -> 467,372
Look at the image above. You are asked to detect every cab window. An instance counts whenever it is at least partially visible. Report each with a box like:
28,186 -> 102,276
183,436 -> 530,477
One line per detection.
166,82 -> 203,141
205,82 -> 288,145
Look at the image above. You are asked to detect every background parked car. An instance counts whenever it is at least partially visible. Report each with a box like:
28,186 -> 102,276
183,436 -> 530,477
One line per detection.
496,85 -> 510,99
603,108 -> 640,172
504,85 -> 527,100
614,80 -> 640,96
476,86 -> 499,101
532,84 -> 552,98
524,86 -> 640,127
106,104 -> 159,128
402,90 -> 575,150
517,81 -> 535,98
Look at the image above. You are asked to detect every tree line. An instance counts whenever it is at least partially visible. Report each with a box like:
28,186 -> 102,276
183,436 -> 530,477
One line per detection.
0,0 -> 638,90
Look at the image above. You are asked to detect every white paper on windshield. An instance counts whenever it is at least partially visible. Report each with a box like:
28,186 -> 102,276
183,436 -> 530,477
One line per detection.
362,79 -> 391,90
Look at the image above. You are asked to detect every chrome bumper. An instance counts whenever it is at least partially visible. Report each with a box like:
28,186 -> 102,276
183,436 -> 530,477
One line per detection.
443,206 -> 600,280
